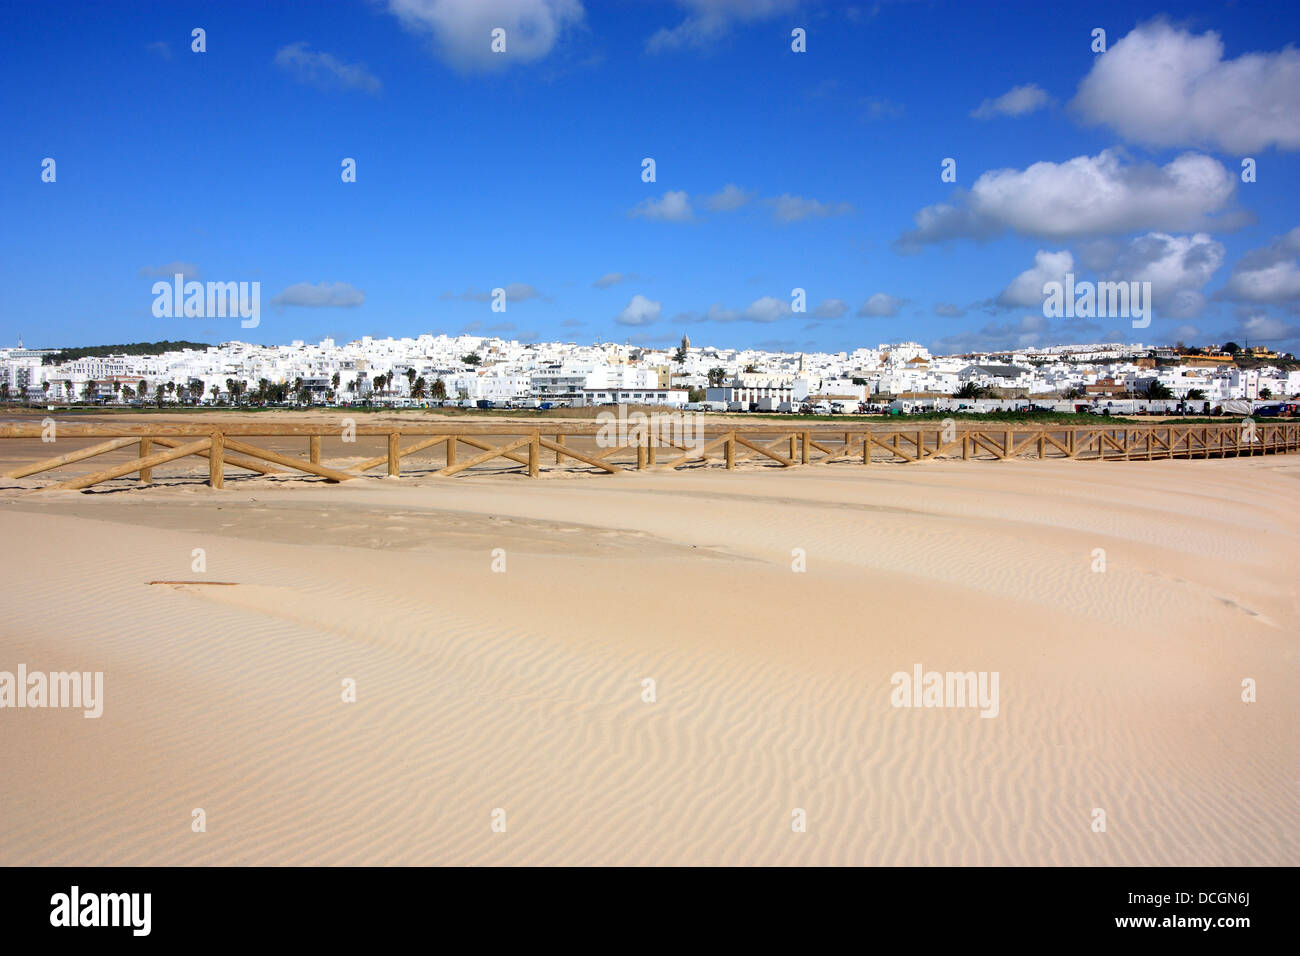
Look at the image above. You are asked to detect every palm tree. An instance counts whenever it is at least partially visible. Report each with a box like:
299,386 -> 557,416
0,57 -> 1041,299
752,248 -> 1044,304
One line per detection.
210,384 -> 220,405
405,368 -> 416,392
411,376 -> 427,400
431,379 -> 447,401
331,371 -> 341,391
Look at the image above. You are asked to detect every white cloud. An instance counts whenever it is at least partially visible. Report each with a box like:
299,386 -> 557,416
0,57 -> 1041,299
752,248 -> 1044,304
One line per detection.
1071,20 -> 1300,152
140,261 -> 200,280
673,304 -> 741,324
593,272 -> 637,288
743,296 -> 793,323
858,293 -> 905,317
616,294 -> 662,326
769,194 -> 852,223
933,302 -> 966,317
1217,227 -> 1300,305
630,190 -> 694,222
930,315 -> 1071,354
1105,232 -> 1225,318
997,249 -> 1074,308
811,298 -> 848,319
271,282 -> 365,307
274,42 -> 382,93
971,83 -> 1049,119
441,283 -> 542,302
897,149 -> 1242,249
386,0 -> 583,72
647,0 -> 797,53
1232,314 -> 1300,342
704,184 -> 751,211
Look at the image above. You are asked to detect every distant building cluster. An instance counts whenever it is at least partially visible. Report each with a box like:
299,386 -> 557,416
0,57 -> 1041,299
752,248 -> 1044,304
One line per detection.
1,333 -> 1296,408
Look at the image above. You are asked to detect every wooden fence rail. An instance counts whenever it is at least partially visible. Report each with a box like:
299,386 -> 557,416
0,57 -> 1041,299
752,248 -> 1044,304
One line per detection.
0,420 -> 1295,492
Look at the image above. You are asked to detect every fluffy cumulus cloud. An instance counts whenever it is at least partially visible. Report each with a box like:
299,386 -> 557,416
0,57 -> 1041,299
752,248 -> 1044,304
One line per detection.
385,0 -> 583,72
274,42 -> 382,93
615,294 -> 662,326
811,298 -> 848,319
997,250 -> 1074,308
896,149 -> 1241,250
704,184 -> 751,211
743,296 -> 793,322
631,190 -> 694,222
858,293 -> 905,317
1216,227 -> 1300,306
270,282 -> 365,307
1071,20 -> 1300,152
1104,232 -> 1225,318
971,83 -> 1049,119
647,0 -> 797,53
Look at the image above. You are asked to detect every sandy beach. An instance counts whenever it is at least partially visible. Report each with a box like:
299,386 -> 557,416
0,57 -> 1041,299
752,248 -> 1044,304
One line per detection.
1,436 -> 1296,866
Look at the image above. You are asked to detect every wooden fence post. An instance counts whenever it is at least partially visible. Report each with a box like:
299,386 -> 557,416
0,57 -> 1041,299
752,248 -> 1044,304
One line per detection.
554,434 -> 565,464
210,432 -> 224,489
725,432 -> 735,470
138,437 -> 152,483
388,432 -> 400,477
529,432 -> 540,477
801,431 -> 810,465
309,436 -> 321,464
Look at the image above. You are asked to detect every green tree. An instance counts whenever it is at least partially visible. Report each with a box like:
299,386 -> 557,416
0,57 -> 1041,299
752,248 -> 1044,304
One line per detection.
1145,380 -> 1173,399
462,353 -> 482,366
432,379 -> 447,401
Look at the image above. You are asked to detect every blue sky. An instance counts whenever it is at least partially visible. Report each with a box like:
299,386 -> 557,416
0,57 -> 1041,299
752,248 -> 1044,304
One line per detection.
3,0 -> 1299,354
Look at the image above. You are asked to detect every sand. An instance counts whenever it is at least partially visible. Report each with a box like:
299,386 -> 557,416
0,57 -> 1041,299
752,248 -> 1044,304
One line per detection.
0,447 -> 1297,865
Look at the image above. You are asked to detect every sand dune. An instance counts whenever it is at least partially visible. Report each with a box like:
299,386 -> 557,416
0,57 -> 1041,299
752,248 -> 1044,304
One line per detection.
1,455 -> 1297,865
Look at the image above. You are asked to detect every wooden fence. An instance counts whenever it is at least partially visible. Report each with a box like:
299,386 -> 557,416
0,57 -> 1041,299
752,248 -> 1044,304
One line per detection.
0,420 -> 1296,492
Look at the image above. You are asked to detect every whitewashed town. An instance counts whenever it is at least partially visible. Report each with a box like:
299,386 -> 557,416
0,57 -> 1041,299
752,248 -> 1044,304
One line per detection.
1,332 -> 1296,416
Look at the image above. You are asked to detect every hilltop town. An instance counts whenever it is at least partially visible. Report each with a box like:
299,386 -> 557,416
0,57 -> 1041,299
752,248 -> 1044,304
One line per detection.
1,333 -> 1295,410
